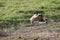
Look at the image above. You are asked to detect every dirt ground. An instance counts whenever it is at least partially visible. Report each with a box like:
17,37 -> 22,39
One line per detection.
0,22 -> 60,40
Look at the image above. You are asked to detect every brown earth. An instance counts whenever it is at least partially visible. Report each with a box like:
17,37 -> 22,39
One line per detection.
0,22 -> 60,40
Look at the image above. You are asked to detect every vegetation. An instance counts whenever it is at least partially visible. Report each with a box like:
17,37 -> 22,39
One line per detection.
0,0 -> 60,20
0,0 -> 60,30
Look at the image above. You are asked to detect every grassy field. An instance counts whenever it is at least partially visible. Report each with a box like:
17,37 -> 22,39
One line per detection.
0,0 -> 60,21
0,0 -> 60,39
0,0 -> 60,30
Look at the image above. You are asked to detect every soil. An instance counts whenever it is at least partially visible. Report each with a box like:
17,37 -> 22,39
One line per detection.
0,22 -> 60,40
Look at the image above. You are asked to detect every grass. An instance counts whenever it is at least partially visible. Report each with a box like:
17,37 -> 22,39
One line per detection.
0,0 -> 60,30
0,0 -> 60,21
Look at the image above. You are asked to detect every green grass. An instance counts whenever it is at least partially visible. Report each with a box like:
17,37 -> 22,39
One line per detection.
0,0 -> 60,30
0,0 -> 60,21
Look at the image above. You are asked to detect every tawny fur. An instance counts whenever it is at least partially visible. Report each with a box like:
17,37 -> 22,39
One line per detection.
30,14 -> 47,25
